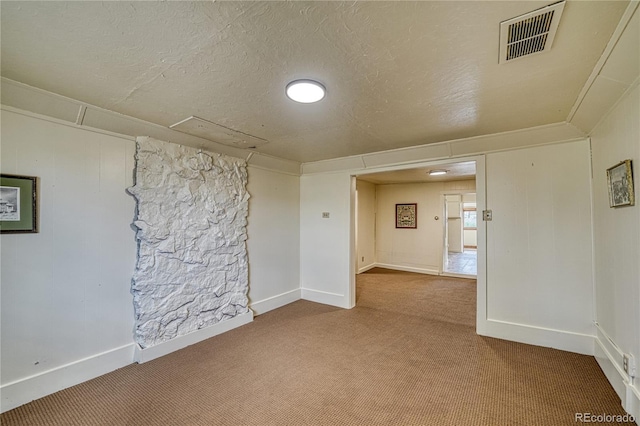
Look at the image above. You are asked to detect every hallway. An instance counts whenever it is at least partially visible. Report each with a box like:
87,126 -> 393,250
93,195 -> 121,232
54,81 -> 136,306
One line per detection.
444,249 -> 477,276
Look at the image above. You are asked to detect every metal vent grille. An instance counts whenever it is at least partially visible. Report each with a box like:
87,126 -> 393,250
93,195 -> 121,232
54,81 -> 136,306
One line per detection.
499,2 -> 565,64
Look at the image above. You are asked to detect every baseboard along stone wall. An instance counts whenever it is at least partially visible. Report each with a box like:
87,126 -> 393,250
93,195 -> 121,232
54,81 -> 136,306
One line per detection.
128,137 -> 250,349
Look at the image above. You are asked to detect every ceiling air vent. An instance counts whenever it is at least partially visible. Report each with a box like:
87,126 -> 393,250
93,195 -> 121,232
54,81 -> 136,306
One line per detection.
499,1 -> 565,64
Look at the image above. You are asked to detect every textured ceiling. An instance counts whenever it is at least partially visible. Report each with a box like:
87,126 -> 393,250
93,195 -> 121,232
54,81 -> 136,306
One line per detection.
0,1 -> 629,163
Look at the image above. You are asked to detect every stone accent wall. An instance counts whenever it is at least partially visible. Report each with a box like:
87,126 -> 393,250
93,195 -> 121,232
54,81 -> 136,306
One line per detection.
128,137 -> 250,349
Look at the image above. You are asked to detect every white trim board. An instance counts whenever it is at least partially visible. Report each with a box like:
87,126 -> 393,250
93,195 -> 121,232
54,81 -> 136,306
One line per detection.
567,0 -> 640,122
593,323 -> 640,421
595,338 -> 640,422
1,104 -> 136,142
250,289 -> 301,315
440,272 -> 477,280
301,288 -> 349,309
478,318 -> 595,356
1,343 -> 135,413
594,323 -> 636,382
357,263 -> 377,274
595,339 -> 628,403
302,122 -> 585,175
1,78 -> 301,176
361,264 -> 475,279
134,312 -> 254,364
373,263 -> 440,276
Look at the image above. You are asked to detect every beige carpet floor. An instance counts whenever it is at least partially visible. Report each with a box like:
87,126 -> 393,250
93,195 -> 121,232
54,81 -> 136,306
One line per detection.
1,268 -> 629,425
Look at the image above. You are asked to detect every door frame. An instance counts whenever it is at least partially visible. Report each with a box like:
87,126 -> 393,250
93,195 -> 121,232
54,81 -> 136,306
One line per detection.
441,190 -> 476,278
351,155 -> 487,335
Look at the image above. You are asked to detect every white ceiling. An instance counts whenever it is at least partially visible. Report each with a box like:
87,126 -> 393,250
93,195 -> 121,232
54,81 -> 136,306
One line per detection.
0,1 -> 630,163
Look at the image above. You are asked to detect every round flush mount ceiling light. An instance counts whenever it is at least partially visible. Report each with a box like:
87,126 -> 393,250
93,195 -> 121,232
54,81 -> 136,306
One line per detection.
286,79 -> 326,103
429,170 -> 448,176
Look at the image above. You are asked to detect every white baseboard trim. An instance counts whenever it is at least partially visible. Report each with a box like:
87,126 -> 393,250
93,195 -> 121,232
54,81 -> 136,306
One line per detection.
250,289 -> 301,315
1,343 -> 135,413
627,383 -> 640,425
357,263 -> 377,274
595,340 -> 627,400
478,318 -> 594,355
134,311 -> 254,364
301,288 -> 348,308
373,263 -> 439,276
440,272 -> 477,280
594,330 -> 640,422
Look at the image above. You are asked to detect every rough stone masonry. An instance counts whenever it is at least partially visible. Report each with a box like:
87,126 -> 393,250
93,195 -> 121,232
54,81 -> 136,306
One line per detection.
128,137 -> 250,348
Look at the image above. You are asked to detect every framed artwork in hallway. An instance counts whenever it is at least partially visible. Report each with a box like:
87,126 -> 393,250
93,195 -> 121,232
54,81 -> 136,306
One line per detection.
607,160 -> 634,208
396,203 -> 417,228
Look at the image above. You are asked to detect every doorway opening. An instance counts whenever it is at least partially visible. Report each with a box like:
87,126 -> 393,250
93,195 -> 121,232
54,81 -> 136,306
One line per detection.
353,157 -> 483,288
350,155 -> 486,332
442,192 -> 477,277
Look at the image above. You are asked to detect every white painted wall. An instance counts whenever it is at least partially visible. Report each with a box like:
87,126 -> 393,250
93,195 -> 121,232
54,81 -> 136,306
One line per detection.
448,218 -> 463,253
446,196 -> 462,218
462,194 -> 477,247
375,181 -> 475,274
590,81 -> 639,416
376,183 -> 442,274
446,195 -> 463,253
299,144 -> 597,357
300,172 -> 354,308
463,229 -> 477,247
355,180 -> 376,273
0,109 -> 137,411
246,166 -> 301,314
484,140 -> 594,353
0,107 -> 303,411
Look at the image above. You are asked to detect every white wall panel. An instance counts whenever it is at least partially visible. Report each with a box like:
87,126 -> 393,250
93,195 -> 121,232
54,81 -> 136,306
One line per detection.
591,83 -> 640,354
376,181 -> 475,274
246,166 -> 301,313
463,229 -> 477,247
356,180 -> 376,273
1,109 -> 136,410
0,109 -> 303,410
590,82 -> 639,414
448,218 -> 463,253
376,183 -> 442,273
485,140 -> 594,336
300,172 -> 353,307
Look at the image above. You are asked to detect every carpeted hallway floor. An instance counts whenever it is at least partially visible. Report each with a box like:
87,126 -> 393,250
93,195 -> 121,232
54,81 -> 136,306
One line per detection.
1,268 -> 629,425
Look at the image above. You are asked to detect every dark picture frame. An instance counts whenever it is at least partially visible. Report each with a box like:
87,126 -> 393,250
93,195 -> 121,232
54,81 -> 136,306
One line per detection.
396,203 -> 417,229
606,160 -> 634,208
1,174 -> 38,233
